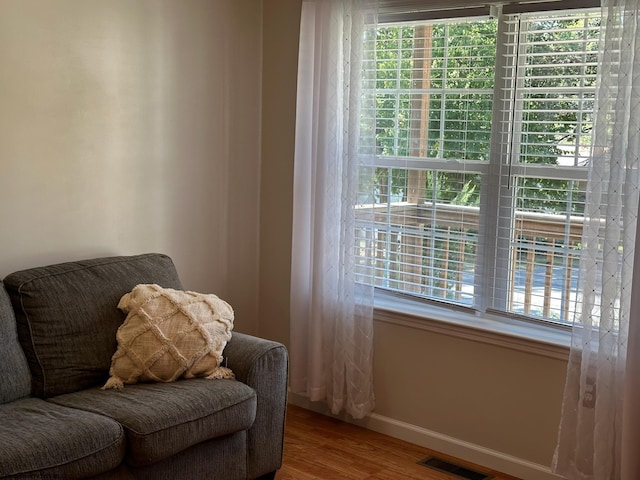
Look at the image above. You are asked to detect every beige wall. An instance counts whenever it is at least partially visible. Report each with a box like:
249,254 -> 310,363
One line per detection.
259,0 -> 301,345
373,322 -> 567,466
0,0 -> 262,331
259,0 -> 568,472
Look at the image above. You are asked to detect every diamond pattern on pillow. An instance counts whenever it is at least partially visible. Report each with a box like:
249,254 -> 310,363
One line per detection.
103,284 -> 234,390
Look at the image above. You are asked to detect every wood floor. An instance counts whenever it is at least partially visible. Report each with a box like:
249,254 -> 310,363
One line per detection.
277,404 -> 523,480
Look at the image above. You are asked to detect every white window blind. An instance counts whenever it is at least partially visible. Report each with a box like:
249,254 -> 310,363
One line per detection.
355,6 -> 601,325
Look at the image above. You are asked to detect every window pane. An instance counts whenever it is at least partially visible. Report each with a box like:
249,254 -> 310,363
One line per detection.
507,177 -> 586,321
371,20 -> 497,160
515,11 -> 600,167
357,168 -> 480,305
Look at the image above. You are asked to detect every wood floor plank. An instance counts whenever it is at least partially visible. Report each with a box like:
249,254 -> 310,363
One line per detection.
278,404 -> 523,480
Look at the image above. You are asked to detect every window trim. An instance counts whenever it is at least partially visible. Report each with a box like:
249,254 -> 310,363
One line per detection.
374,289 -> 571,360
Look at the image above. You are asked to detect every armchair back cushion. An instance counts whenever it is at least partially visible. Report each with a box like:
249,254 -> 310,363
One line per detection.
3,254 -> 183,398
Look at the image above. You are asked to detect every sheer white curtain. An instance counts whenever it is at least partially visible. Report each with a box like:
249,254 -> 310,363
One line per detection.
290,0 -> 377,419
553,0 -> 640,478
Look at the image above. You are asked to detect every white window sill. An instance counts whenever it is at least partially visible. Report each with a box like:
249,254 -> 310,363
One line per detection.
373,290 -> 571,361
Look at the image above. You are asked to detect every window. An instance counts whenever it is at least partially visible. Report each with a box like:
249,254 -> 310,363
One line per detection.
356,5 -> 601,326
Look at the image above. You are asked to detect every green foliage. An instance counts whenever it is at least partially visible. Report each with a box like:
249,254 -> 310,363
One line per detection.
374,26 -> 415,158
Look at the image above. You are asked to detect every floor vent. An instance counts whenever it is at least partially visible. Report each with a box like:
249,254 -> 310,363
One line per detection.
417,456 -> 493,480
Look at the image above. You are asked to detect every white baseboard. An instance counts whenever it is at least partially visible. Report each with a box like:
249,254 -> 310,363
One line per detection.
288,393 -> 564,480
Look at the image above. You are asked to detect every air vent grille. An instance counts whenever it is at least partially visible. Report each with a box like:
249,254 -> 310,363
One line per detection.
417,456 -> 493,480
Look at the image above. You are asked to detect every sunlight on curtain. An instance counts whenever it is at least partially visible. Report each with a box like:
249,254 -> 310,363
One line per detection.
290,0 -> 378,419
553,0 -> 640,478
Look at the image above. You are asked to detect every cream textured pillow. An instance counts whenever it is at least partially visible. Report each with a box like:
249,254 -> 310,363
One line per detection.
103,284 -> 234,390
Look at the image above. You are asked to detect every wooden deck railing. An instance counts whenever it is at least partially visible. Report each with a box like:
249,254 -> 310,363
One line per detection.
356,202 -> 586,321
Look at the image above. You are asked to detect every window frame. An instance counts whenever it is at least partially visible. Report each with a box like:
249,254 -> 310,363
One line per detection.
363,4 -> 602,350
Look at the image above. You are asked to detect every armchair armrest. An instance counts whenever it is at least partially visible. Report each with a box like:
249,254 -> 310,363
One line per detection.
224,332 -> 288,479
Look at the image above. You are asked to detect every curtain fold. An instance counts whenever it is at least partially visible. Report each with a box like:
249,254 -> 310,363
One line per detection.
290,0 -> 377,419
553,0 -> 640,478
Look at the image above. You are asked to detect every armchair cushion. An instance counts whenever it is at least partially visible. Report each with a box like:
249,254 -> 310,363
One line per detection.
0,398 -> 124,478
50,378 -> 256,467
3,254 -> 183,398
